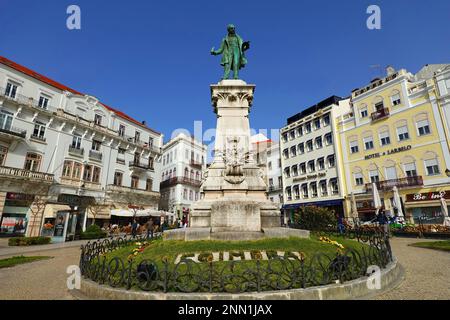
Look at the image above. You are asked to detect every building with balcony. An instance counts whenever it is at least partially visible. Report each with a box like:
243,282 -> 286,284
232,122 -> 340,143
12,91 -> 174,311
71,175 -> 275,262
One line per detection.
159,133 -> 207,221
0,56 -> 163,238
337,65 -> 450,222
280,96 -> 350,221
250,134 -> 284,222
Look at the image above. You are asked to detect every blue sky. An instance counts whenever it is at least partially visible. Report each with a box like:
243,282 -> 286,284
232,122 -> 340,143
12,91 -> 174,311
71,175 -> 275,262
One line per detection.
1,0 -> 449,143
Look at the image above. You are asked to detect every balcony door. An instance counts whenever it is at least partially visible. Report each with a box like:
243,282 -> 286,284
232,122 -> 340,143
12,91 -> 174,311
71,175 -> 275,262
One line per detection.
134,152 -> 140,165
385,166 -> 397,181
0,111 -> 13,131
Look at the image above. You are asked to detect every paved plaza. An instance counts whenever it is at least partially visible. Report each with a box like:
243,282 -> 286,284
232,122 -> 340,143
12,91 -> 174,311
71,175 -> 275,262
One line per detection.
0,237 -> 448,300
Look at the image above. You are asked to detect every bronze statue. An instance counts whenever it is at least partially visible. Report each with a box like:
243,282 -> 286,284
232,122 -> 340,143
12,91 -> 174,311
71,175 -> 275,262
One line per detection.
211,24 -> 250,80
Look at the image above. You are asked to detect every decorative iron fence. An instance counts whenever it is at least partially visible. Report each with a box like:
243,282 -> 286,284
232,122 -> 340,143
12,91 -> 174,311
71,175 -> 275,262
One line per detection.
79,229 -> 393,294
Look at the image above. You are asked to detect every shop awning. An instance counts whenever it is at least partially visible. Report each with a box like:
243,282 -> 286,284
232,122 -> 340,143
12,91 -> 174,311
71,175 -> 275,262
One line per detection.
44,204 -> 72,218
111,208 -> 164,218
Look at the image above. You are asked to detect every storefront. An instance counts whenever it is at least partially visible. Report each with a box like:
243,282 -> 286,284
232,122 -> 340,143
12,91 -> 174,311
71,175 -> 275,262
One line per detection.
0,193 -> 34,237
282,199 -> 345,223
404,190 -> 450,224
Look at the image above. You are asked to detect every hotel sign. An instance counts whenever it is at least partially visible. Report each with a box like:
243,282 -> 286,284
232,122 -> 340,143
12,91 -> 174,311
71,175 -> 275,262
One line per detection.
406,191 -> 450,202
293,172 -> 326,183
364,145 -> 412,160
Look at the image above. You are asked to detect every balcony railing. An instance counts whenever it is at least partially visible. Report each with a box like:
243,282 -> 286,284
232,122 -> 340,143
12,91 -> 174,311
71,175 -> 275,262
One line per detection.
129,160 -> 153,171
68,146 -> 84,157
268,185 -> 282,192
160,176 -> 202,189
190,160 -> 203,168
106,184 -> 159,197
0,166 -> 54,182
0,126 -> 26,138
365,176 -> 423,192
89,149 -> 103,161
371,108 -> 390,122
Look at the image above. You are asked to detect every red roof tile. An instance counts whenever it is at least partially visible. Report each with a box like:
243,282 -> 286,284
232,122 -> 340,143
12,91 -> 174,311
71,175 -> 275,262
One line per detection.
0,56 -> 160,135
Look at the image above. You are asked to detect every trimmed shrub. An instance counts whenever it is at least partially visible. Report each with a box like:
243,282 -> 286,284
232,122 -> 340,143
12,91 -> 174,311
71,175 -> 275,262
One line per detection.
8,236 -> 51,246
80,224 -> 107,240
293,206 -> 338,231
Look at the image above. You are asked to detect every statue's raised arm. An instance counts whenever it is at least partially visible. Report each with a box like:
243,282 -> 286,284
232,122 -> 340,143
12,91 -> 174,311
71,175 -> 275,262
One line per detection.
210,24 -> 250,80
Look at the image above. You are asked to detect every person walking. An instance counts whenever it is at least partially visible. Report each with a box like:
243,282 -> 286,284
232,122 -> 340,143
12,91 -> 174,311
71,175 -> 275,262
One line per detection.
146,218 -> 154,239
131,219 -> 138,238
336,213 -> 345,235
377,210 -> 389,237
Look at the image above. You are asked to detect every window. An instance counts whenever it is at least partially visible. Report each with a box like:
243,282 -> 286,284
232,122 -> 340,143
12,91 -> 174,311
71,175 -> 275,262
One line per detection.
310,182 -> 318,197
135,131 -> 141,143
363,137 -> 374,150
320,180 -> 328,196
148,137 -> 154,147
327,155 -> 335,168
323,114 -> 330,126
306,140 -> 313,152
284,167 -> 291,178
114,172 -> 123,186
330,179 -> 339,195
72,135 -> 82,149
5,82 -> 18,99
325,133 -> 332,145
282,133 -> 288,142
292,165 -> 298,177
91,140 -> 101,151
297,126 -> 303,136
397,125 -> 409,141
417,120 -> 431,136
131,176 -> 139,189
268,162 -> 272,171
305,122 -> 312,133
0,145 -> 7,165
118,125 -> 125,137
94,114 -> 102,126
299,162 -> 306,174
379,131 -> 391,146
391,93 -> 401,106
374,101 -> 384,111
308,160 -> 315,173
0,110 -> 13,131
62,160 -> 73,178
148,157 -> 154,170
285,187 -> 292,201
278,176 -> 282,186
298,143 -> 305,154
301,184 -> 308,198
385,166 -> 397,180
317,157 -> 325,170
314,118 -> 321,130
146,179 -> 153,191
283,149 -> 289,159
425,159 -> 440,176
369,170 -> 380,183
24,153 -> 41,172
289,130 -> 295,140
360,108 -> 368,118
404,162 -> 417,177
32,122 -> 46,140
315,136 -> 323,149
73,162 -> 82,179
92,167 -> 101,183
290,146 -> 297,157
83,165 -> 92,181
354,173 -> 364,186
350,140 -> 359,154
38,95 -> 50,109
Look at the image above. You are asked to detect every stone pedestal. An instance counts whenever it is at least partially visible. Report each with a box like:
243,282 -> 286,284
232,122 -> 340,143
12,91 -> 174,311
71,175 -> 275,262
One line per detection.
168,79 -> 287,241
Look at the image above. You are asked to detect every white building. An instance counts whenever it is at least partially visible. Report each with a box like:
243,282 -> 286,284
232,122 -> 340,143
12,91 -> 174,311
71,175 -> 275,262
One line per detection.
0,56 -> 163,238
280,96 -> 350,221
159,133 -> 207,221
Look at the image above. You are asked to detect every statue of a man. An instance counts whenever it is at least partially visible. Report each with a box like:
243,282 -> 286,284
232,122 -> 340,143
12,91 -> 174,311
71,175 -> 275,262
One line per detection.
211,24 -> 250,80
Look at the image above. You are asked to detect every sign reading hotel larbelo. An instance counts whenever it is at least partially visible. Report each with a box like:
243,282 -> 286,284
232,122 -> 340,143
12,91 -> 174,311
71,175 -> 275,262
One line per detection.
364,145 -> 412,160
406,191 -> 450,202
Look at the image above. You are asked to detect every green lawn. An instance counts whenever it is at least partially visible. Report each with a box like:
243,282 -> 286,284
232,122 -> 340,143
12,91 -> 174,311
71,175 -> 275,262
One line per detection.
104,235 -> 368,266
0,255 -> 52,269
409,240 -> 450,252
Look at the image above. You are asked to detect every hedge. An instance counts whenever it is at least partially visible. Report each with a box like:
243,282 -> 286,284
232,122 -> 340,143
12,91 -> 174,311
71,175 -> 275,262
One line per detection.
8,237 -> 51,246
80,224 -> 107,240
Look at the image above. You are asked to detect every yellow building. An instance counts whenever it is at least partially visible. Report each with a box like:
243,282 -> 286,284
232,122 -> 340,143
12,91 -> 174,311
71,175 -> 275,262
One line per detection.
337,65 -> 450,222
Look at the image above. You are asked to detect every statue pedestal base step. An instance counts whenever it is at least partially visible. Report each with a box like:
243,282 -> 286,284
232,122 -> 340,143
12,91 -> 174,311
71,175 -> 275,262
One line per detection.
163,227 -> 310,242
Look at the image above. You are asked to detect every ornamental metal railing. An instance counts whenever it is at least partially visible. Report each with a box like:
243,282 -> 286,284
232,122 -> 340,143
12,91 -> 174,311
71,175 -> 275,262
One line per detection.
79,228 -> 392,293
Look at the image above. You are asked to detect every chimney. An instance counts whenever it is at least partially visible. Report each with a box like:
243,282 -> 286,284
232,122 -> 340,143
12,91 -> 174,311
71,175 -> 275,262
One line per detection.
386,65 -> 396,76
142,120 -> 146,126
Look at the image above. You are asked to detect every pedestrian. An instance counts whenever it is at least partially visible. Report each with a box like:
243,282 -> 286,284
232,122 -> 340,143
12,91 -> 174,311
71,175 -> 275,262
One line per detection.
336,213 -> 345,235
377,210 -> 389,237
131,219 -> 138,238
146,218 -> 154,239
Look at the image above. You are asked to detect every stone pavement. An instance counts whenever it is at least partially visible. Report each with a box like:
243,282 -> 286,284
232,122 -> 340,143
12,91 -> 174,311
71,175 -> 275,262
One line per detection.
0,236 -> 448,299
374,237 -> 450,300
0,238 -> 90,258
